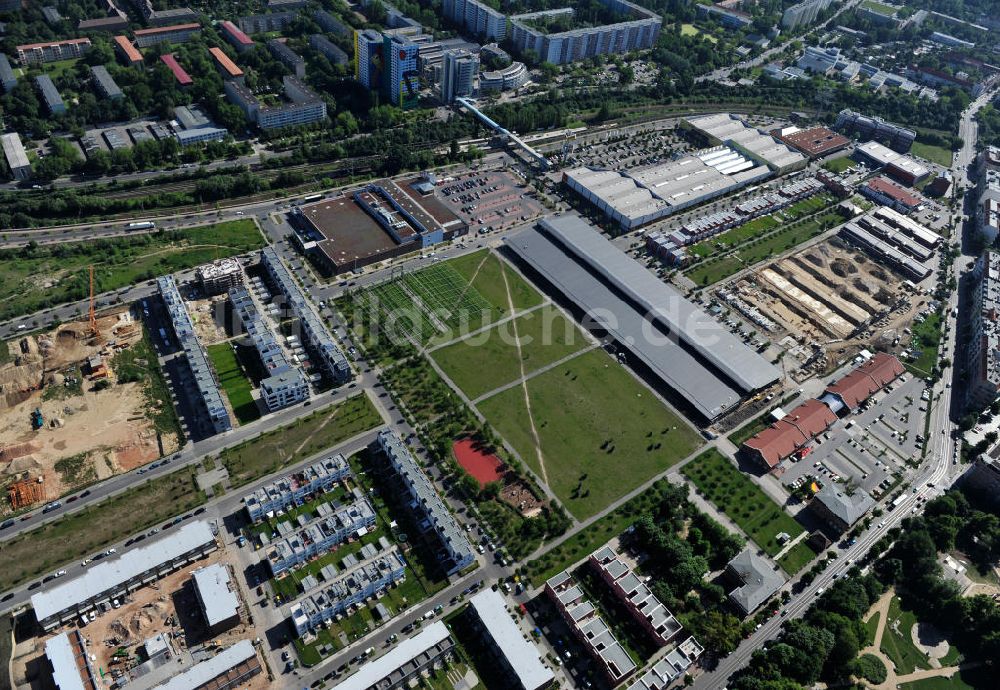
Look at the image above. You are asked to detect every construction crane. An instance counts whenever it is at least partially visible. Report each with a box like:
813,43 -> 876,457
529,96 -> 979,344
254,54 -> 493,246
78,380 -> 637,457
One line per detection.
88,265 -> 97,337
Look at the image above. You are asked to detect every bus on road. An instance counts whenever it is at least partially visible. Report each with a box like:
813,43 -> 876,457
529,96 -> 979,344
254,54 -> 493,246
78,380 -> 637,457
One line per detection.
127,221 -> 155,231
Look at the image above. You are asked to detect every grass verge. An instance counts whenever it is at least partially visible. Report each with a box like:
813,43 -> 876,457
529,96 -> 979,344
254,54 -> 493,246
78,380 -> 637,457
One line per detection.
478,349 -> 702,519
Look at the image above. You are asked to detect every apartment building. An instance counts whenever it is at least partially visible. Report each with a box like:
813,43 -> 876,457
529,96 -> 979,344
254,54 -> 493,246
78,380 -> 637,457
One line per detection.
268,38 -> 305,78
260,246 -> 351,382
32,522 -> 217,631
467,589 -> 554,690
219,19 -> 254,52
333,622 -> 456,690
229,284 -> 308,411
967,251 -> 1000,410
134,22 -> 201,47
91,65 -> 123,99
196,257 -> 243,295
442,0 -> 508,40
376,430 -> 475,576
238,11 -> 296,34
192,563 -> 241,633
209,46 -> 244,81
17,37 -> 91,65
152,640 -> 261,690
310,34 -> 348,65
590,546 -> 683,647
781,0 -> 835,29
314,8 -> 350,35
113,35 -> 143,66
35,74 -> 65,115
224,76 -> 327,130
479,61 -> 528,92
624,637 -> 705,690
1,132 -> 30,181
45,630 -> 100,690
158,275 -> 232,434
545,570 -> 637,686
0,53 -> 17,92
244,453 -> 352,522
265,494 -> 376,576
288,545 -> 407,635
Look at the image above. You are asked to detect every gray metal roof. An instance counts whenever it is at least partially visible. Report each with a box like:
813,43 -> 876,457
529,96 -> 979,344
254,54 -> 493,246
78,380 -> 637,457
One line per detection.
506,218 -> 779,419
192,563 -> 240,627
45,632 -> 87,690
333,622 -> 451,690
469,589 -> 554,690
90,65 -> 122,98
152,639 -> 255,690
32,521 -> 215,623
814,483 -> 874,526
727,548 -> 785,614
1,132 -> 28,171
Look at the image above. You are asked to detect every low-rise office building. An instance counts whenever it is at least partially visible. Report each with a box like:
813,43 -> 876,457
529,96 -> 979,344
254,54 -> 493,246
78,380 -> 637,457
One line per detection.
2,132 -> 31,181
260,246 -> 351,382
224,76 -> 326,130
479,60 -> 528,92
265,494 -> 376,576
467,589 -> 554,690
158,275 -> 232,434
862,176 -> 923,213
192,563 -> 241,633
725,548 -> 785,617
854,140 -> 929,186
134,23 -> 201,48
590,546 -> 682,646
288,545 -> 407,635
546,570 -> 636,686
17,37 -> 90,64
376,430 -> 475,576
152,639 -> 261,690
244,452 -> 352,522
45,630 -> 99,690
331,621 -> 456,690
31,521 -> 217,631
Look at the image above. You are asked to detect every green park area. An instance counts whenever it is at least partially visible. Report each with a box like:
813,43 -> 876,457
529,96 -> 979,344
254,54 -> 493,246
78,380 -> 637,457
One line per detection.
478,349 -> 702,519
447,249 -> 543,314
207,342 -> 260,424
911,141 -> 954,167
880,595 -> 931,675
0,220 -> 265,322
431,305 -> 588,400
905,311 -> 942,376
218,393 -> 382,487
0,469 -> 205,592
681,449 -> 815,571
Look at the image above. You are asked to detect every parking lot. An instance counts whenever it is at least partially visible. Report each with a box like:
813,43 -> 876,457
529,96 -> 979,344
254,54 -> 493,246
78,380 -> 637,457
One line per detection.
780,372 -> 929,499
437,169 -> 544,236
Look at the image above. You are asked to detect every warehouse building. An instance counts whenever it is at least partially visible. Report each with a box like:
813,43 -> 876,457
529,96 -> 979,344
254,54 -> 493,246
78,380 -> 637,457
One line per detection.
158,275 -> 232,434
192,563 -> 241,633
152,640 -> 261,690
506,216 -> 780,421
742,399 -> 838,471
546,570 -> 636,686
45,630 -> 99,690
288,545 -> 407,635
853,141 -> 930,186
134,22 -> 201,47
2,132 -> 31,181
229,284 -> 309,411
17,37 -> 90,64
376,430 -> 475,575
260,246 -> 351,382
330,621 -> 456,690
810,483 -> 875,532
90,65 -> 122,99
467,589 -> 554,690
35,74 -> 65,115
591,546 -> 683,646
773,125 -> 851,159
819,352 -> 905,414
725,548 -> 785,616
244,452 -> 352,522
683,114 -> 808,173
32,521 -> 217,631
265,493 -> 376,576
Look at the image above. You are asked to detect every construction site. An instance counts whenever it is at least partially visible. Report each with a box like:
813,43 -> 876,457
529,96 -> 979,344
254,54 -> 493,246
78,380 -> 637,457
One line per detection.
0,293 -> 180,514
718,236 -> 935,382
10,545 -> 269,690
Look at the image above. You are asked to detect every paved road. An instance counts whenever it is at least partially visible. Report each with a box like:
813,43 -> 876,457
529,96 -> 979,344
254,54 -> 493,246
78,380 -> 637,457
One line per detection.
694,85 -> 998,690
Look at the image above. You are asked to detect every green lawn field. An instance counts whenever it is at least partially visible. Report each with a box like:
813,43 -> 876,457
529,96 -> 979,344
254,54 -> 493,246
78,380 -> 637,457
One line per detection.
0,220 -> 264,322
207,342 -> 260,424
478,349 -> 702,519
881,595 -> 931,675
682,449 -> 813,568
447,249 -> 543,313
823,157 -> 856,173
430,305 -> 588,400
911,141 -> 954,167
